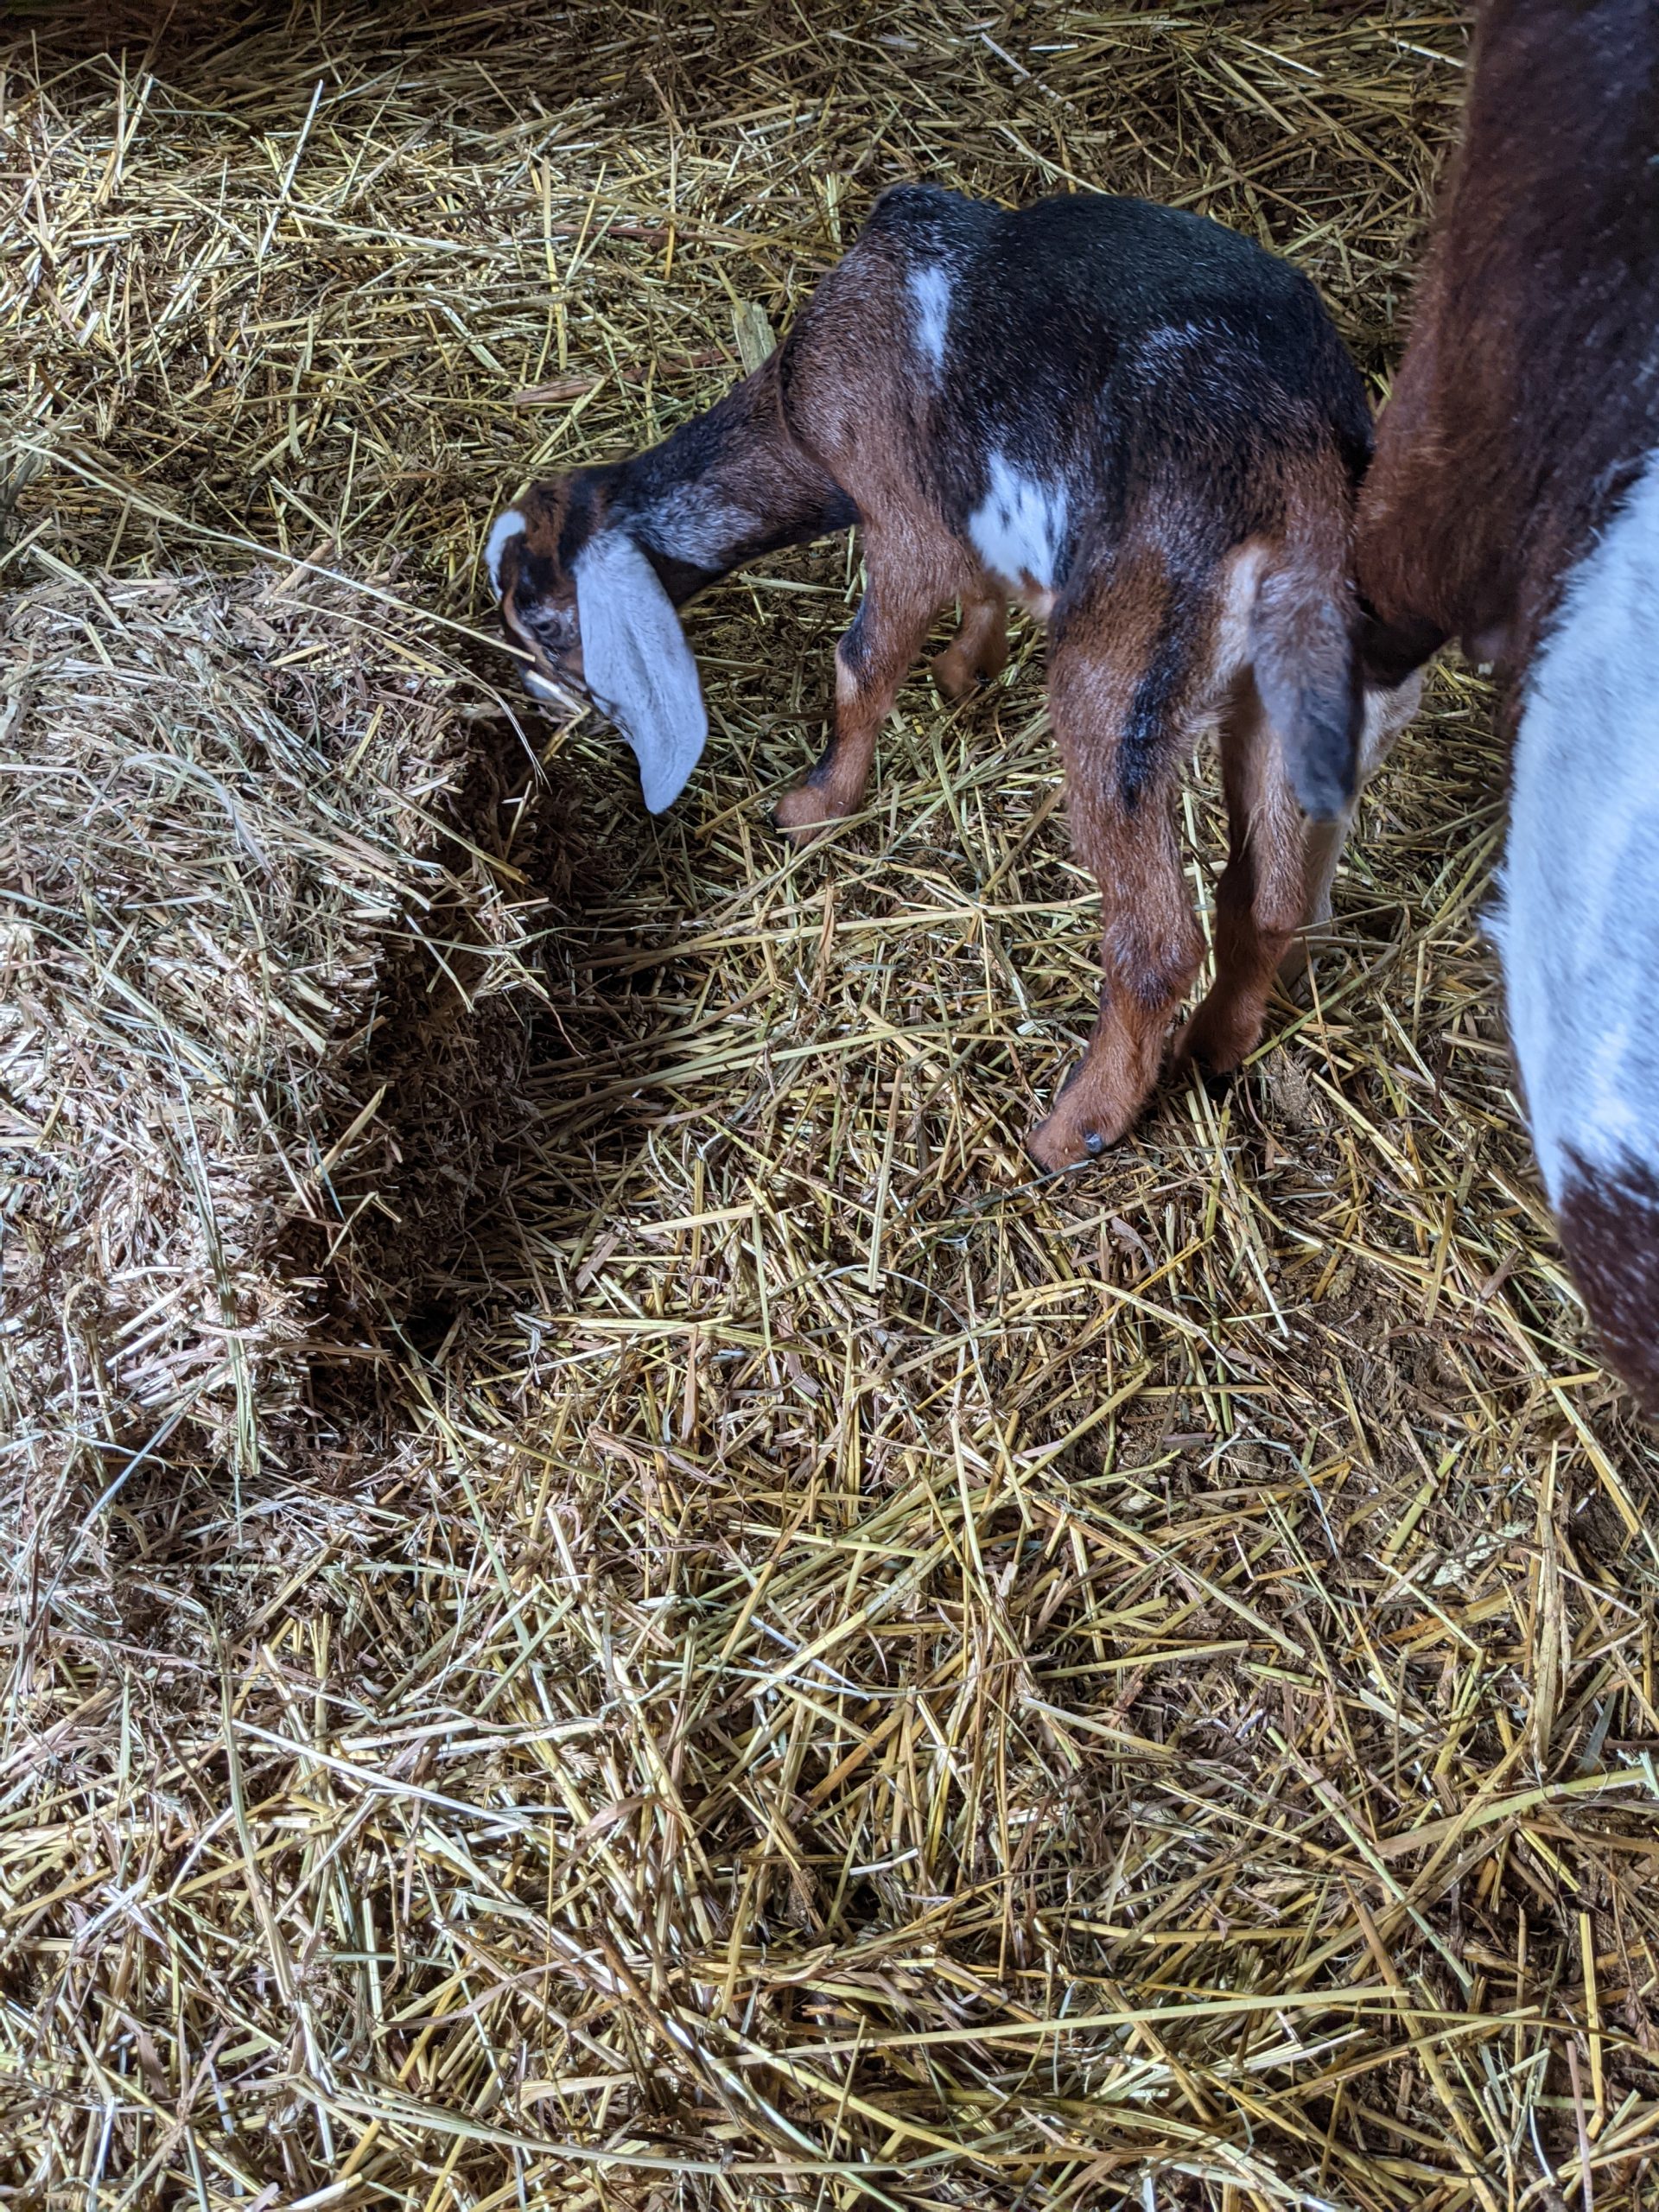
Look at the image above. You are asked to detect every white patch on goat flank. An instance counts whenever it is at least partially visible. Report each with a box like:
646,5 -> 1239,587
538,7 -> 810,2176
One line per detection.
1212,542 -> 1269,685
908,264 -> 951,374
1493,445 -> 1659,1202
643,484 -> 754,569
967,453 -> 1068,604
571,531 -> 708,814
484,508 -> 524,598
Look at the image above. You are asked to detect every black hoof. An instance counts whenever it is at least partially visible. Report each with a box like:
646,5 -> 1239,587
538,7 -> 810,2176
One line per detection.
1195,1061 -> 1234,1101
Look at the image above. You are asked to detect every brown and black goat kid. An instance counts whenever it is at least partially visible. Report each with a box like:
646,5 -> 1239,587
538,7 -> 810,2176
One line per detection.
488,188 -> 1417,1167
1353,0 -> 1659,1414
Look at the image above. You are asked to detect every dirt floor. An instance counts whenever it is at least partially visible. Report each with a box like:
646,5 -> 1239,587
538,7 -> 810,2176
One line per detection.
3,3 -> 1658,2207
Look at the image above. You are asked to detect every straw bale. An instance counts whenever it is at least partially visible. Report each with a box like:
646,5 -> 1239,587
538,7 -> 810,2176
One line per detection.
3,4 -> 1659,2211
1,564 -> 555,1526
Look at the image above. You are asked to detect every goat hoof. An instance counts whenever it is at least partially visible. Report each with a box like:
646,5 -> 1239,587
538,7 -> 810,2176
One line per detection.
1173,1007 -> 1254,1092
931,652 -> 986,705
1027,1109 -> 1117,1173
1173,1041 -> 1237,1103
773,786 -> 845,843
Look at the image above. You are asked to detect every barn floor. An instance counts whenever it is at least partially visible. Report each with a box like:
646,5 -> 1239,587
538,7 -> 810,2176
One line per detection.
4,3 -> 1659,2208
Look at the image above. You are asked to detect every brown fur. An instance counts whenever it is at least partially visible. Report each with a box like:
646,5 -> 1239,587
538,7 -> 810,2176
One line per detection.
769,257 -> 1387,1166
1355,0 -> 1659,1414
931,590 -> 1009,703
493,189 -> 1401,1169
1357,0 -> 1658,690
766,518 -> 1372,1169
1559,1164 -> 1659,1414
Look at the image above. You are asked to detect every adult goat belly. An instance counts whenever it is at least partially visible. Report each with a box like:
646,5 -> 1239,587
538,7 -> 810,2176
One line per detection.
1494,448 -> 1659,1413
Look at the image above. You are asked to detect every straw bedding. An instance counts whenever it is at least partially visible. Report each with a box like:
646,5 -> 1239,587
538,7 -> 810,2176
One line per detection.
3,3 -> 1657,2209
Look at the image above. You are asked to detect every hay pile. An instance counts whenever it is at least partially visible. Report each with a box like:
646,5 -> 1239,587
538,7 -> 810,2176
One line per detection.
1,564 -> 555,1567
3,4 -> 1659,2211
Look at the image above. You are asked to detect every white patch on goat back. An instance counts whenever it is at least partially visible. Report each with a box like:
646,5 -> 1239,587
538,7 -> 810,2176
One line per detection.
968,452 -> 1068,605
1494,447 -> 1659,1203
484,508 -> 525,598
908,265 -> 951,375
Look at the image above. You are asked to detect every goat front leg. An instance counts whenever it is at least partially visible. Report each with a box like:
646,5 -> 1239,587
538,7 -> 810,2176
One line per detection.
931,589 -> 1009,702
1027,619 -> 1203,1170
775,556 -> 945,841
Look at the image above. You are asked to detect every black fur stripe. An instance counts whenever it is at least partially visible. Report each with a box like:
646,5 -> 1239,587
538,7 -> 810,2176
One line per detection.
1118,594 -> 1192,810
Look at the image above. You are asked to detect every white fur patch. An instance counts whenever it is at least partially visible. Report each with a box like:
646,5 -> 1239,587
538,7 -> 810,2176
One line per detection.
968,452 -> 1068,602
1493,446 -> 1659,1202
908,264 -> 951,375
644,484 -> 754,569
1213,542 -> 1269,686
1142,321 -> 1212,358
484,508 -> 525,599
1358,670 -> 1421,782
572,531 -> 708,813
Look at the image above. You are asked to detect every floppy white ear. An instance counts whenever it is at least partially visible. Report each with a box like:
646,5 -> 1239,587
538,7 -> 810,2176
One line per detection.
483,508 -> 525,599
572,532 -> 708,813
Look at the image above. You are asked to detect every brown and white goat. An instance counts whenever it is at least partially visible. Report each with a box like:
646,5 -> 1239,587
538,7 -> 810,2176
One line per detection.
1353,0 -> 1659,1413
487,186 -> 1417,1167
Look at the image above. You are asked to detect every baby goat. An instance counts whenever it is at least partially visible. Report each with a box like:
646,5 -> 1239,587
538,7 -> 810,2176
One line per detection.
1355,0 -> 1659,1413
488,187 -> 1416,1168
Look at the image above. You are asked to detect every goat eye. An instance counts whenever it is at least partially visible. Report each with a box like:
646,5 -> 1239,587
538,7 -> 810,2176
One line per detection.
529,603 -> 578,655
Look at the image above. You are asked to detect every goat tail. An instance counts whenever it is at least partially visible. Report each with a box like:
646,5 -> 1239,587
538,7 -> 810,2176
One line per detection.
1249,527 -> 1364,826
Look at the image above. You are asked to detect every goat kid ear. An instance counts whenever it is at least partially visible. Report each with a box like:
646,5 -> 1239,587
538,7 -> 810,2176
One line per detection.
572,531 -> 708,814
483,507 -> 525,600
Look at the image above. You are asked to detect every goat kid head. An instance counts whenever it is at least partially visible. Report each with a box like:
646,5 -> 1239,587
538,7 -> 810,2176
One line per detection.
485,476 -> 708,816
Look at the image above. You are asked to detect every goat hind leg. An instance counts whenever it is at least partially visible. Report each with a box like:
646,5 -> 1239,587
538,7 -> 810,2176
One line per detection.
1278,667 -> 1423,985
1027,615 -> 1203,1171
931,590 -> 1009,702
1176,674 -> 1307,1080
